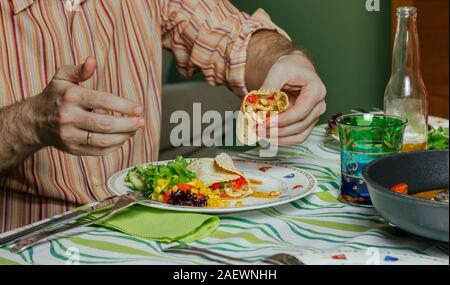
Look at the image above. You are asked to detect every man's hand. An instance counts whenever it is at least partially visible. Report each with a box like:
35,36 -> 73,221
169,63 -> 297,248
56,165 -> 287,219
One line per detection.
1,56 -> 143,172
259,51 -> 327,146
246,31 -> 327,146
34,56 -> 144,156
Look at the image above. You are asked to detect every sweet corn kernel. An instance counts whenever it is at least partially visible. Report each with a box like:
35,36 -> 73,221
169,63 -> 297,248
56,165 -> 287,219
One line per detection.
157,179 -> 170,188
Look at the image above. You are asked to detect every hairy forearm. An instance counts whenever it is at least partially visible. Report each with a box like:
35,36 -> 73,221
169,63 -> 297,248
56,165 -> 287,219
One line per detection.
0,96 -> 42,173
245,30 -> 313,91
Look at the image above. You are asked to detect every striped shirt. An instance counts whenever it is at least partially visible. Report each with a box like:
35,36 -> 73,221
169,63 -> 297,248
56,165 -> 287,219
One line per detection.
0,0 -> 287,232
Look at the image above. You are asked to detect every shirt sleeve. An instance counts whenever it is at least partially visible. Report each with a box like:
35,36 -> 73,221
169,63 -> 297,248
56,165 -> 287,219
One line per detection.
0,68 -> 15,107
158,0 -> 291,96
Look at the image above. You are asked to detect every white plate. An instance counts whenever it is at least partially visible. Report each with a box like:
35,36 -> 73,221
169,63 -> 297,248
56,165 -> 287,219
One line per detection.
107,159 -> 317,214
429,116 -> 449,129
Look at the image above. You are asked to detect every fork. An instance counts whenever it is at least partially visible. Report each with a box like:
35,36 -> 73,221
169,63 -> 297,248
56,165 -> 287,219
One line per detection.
11,192 -> 144,253
164,245 -> 304,265
0,194 -> 119,246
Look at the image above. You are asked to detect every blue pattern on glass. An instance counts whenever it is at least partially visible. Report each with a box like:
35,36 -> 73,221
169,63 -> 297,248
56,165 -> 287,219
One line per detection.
340,150 -> 384,205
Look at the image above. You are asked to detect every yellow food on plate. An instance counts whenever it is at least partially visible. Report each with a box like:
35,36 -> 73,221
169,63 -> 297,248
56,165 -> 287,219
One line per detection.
249,178 -> 263,185
127,153 -> 279,209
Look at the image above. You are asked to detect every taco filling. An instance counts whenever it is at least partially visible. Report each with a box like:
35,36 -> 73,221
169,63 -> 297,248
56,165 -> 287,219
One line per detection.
186,154 -> 254,200
242,89 -> 289,113
209,176 -> 250,199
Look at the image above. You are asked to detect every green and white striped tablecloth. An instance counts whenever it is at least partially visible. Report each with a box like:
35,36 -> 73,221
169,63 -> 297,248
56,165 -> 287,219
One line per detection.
0,124 -> 448,265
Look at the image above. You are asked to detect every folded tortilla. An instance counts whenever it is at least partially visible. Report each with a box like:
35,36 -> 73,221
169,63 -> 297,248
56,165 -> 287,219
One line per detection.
186,153 -> 253,199
241,89 -> 289,117
237,89 -> 289,145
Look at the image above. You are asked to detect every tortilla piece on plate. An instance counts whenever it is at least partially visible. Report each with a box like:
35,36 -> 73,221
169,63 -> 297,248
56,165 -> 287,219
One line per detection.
215,153 -> 247,179
214,153 -> 253,198
215,153 -> 262,185
187,154 -> 253,199
186,158 -> 240,187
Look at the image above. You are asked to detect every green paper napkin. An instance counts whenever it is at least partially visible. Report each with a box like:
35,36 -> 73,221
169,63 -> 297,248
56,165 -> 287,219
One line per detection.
79,204 -> 220,243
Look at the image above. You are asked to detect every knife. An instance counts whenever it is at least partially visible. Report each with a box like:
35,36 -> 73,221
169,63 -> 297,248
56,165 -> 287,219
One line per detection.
0,193 -> 123,246
11,192 -> 144,253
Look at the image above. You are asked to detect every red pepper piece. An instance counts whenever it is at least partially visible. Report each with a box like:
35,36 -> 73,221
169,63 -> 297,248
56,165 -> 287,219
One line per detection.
246,95 -> 258,104
177,183 -> 193,192
163,189 -> 172,204
237,176 -> 246,185
267,95 -> 275,100
231,181 -> 241,191
231,177 -> 247,191
211,183 -> 220,190
391,183 -> 409,195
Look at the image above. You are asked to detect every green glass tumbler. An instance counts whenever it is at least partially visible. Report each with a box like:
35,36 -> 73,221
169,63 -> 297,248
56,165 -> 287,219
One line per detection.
337,114 -> 407,206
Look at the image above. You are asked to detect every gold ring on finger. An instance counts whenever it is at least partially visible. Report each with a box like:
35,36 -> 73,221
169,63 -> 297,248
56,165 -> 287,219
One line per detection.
86,131 -> 93,145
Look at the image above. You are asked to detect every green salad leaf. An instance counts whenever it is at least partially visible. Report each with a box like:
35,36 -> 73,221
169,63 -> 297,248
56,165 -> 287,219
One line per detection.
125,156 -> 196,197
428,127 -> 449,150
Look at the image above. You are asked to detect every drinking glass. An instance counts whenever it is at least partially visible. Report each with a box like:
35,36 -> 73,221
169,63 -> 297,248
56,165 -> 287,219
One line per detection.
337,114 -> 407,206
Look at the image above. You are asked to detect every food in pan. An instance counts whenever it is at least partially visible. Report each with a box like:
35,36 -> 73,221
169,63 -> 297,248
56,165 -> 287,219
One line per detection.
390,183 -> 449,203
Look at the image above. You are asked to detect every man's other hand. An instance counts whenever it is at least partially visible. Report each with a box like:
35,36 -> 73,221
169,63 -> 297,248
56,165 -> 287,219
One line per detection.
33,57 -> 144,156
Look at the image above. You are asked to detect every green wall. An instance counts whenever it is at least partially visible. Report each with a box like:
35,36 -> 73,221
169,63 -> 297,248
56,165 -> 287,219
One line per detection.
167,0 -> 392,122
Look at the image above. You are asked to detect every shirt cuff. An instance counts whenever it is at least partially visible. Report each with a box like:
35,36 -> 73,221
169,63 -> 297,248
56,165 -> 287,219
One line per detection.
226,9 -> 291,96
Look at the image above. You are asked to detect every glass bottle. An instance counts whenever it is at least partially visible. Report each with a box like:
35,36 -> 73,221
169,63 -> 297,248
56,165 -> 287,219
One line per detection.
384,7 -> 428,152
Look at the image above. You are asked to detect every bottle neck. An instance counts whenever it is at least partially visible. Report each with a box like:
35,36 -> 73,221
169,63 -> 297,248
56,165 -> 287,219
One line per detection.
391,11 -> 422,76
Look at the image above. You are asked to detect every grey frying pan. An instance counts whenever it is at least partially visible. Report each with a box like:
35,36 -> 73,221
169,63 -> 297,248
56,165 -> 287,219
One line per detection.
363,150 -> 449,242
